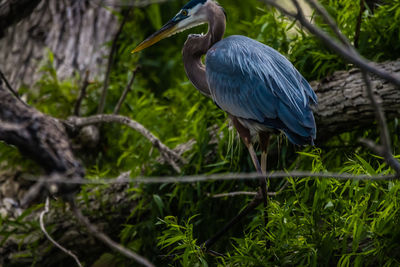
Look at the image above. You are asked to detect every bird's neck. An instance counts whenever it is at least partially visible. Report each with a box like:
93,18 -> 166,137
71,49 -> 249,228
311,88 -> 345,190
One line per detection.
182,5 -> 226,97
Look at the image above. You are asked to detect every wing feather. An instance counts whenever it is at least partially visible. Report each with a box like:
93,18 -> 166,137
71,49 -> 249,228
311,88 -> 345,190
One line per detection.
205,35 -> 317,141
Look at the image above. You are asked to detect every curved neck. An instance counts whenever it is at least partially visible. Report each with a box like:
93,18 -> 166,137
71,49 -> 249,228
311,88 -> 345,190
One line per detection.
182,3 -> 226,97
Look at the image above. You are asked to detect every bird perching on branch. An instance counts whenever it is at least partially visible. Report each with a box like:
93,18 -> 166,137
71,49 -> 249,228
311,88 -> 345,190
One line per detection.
132,0 -> 317,247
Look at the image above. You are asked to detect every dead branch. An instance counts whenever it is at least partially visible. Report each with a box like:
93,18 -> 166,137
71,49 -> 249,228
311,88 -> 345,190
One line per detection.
210,191 -> 257,198
71,200 -> 154,267
67,114 -> 186,172
27,171 -> 397,187
0,74 -> 82,176
354,0 -> 365,48
0,183 -> 144,266
74,70 -> 90,116
113,66 -> 140,114
210,180 -> 290,198
40,198 -> 83,267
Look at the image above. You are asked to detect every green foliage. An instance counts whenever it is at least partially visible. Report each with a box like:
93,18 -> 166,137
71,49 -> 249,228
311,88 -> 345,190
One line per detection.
157,215 -> 207,266
2,0 -> 400,266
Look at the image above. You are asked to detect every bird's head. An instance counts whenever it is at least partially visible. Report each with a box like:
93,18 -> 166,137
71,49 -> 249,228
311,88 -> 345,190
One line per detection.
132,0 -> 216,53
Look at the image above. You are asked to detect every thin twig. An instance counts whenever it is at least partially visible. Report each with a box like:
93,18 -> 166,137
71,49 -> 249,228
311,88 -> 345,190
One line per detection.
113,66 -> 140,114
211,191 -> 257,198
67,114 -> 185,172
354,0 -> 365,48
361,72 -> 391,154
211,180 -> 291,198
97,9 -> 130,114
358,72 -> 400,175
260,0 -> 400,87
0,69 -> 28,106
25,171 -> 397,187
360,138 -> 400,175
74,70 -> 90,116
71,200 -> 155,267
40,198 -> 83,267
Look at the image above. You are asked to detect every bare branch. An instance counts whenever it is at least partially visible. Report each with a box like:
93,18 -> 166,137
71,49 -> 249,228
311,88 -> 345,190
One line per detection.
360,138 -> 400,175
67,114 -> 185,172
40,198 -> 83,267
26,171 -> 397,187
211,191 -> 258,198
0,69 -> 26,106
113,66 -> 140,114
210,181 -> 290,198
71,201 -> 155,267
361,71 -> 392,151
74,70 -> 90,116
354,0 -> 365,48
260,0 -> 400,87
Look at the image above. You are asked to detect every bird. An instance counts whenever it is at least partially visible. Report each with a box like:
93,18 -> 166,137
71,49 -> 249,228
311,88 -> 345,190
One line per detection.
133,0 -> 317,170
132,0 -> 317,248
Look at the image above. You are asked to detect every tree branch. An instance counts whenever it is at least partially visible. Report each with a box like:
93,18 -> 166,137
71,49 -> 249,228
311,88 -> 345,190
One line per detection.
0,0 -> 42,37
113,66 -> 140,114
67,114 -> 186,172
40,198 -> 83,267
71,200 -> 155,267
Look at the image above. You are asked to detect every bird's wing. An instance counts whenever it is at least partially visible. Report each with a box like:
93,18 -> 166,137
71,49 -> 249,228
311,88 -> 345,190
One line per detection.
205,35 -> 317,139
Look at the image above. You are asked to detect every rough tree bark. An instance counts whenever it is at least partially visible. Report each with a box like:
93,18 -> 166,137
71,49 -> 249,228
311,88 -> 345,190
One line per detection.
314,60 -> 400,141
0,182 -> 140,266
0,59 -> 399,265
0,0 -> 400,264
0,0 -> 120,89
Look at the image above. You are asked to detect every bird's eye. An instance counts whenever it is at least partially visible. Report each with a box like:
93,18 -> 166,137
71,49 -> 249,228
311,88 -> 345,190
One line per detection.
181,10 -> 188,16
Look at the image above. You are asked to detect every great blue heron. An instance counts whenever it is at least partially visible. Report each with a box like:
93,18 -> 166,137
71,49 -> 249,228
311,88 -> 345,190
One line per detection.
133,0 -> 317,248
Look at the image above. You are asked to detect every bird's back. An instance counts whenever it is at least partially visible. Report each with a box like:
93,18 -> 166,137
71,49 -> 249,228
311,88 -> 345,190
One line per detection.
205,35 -> 317,145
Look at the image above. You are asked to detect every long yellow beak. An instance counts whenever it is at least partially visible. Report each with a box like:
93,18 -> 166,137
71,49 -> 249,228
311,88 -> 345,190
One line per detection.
132,20 -> 178,53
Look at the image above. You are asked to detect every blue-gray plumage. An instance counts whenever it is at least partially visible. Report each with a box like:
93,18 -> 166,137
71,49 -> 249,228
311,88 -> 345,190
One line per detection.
133,0 -> 318,162
206,35 -> 317,145
132,0 -> 318,248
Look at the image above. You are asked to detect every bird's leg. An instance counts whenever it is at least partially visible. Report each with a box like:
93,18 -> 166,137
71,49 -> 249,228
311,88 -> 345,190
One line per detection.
229,117 -> 267,205
259,132 -> 270,176
246,141 -> 268,207
203,117 -> 268,250
259,131 -> 270,248
259,132 -> 270,207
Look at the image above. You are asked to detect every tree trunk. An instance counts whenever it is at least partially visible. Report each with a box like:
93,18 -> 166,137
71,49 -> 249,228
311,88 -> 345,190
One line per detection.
0,0 -> 119,89
0,1 -> 400,264
313,60 -> 400,142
